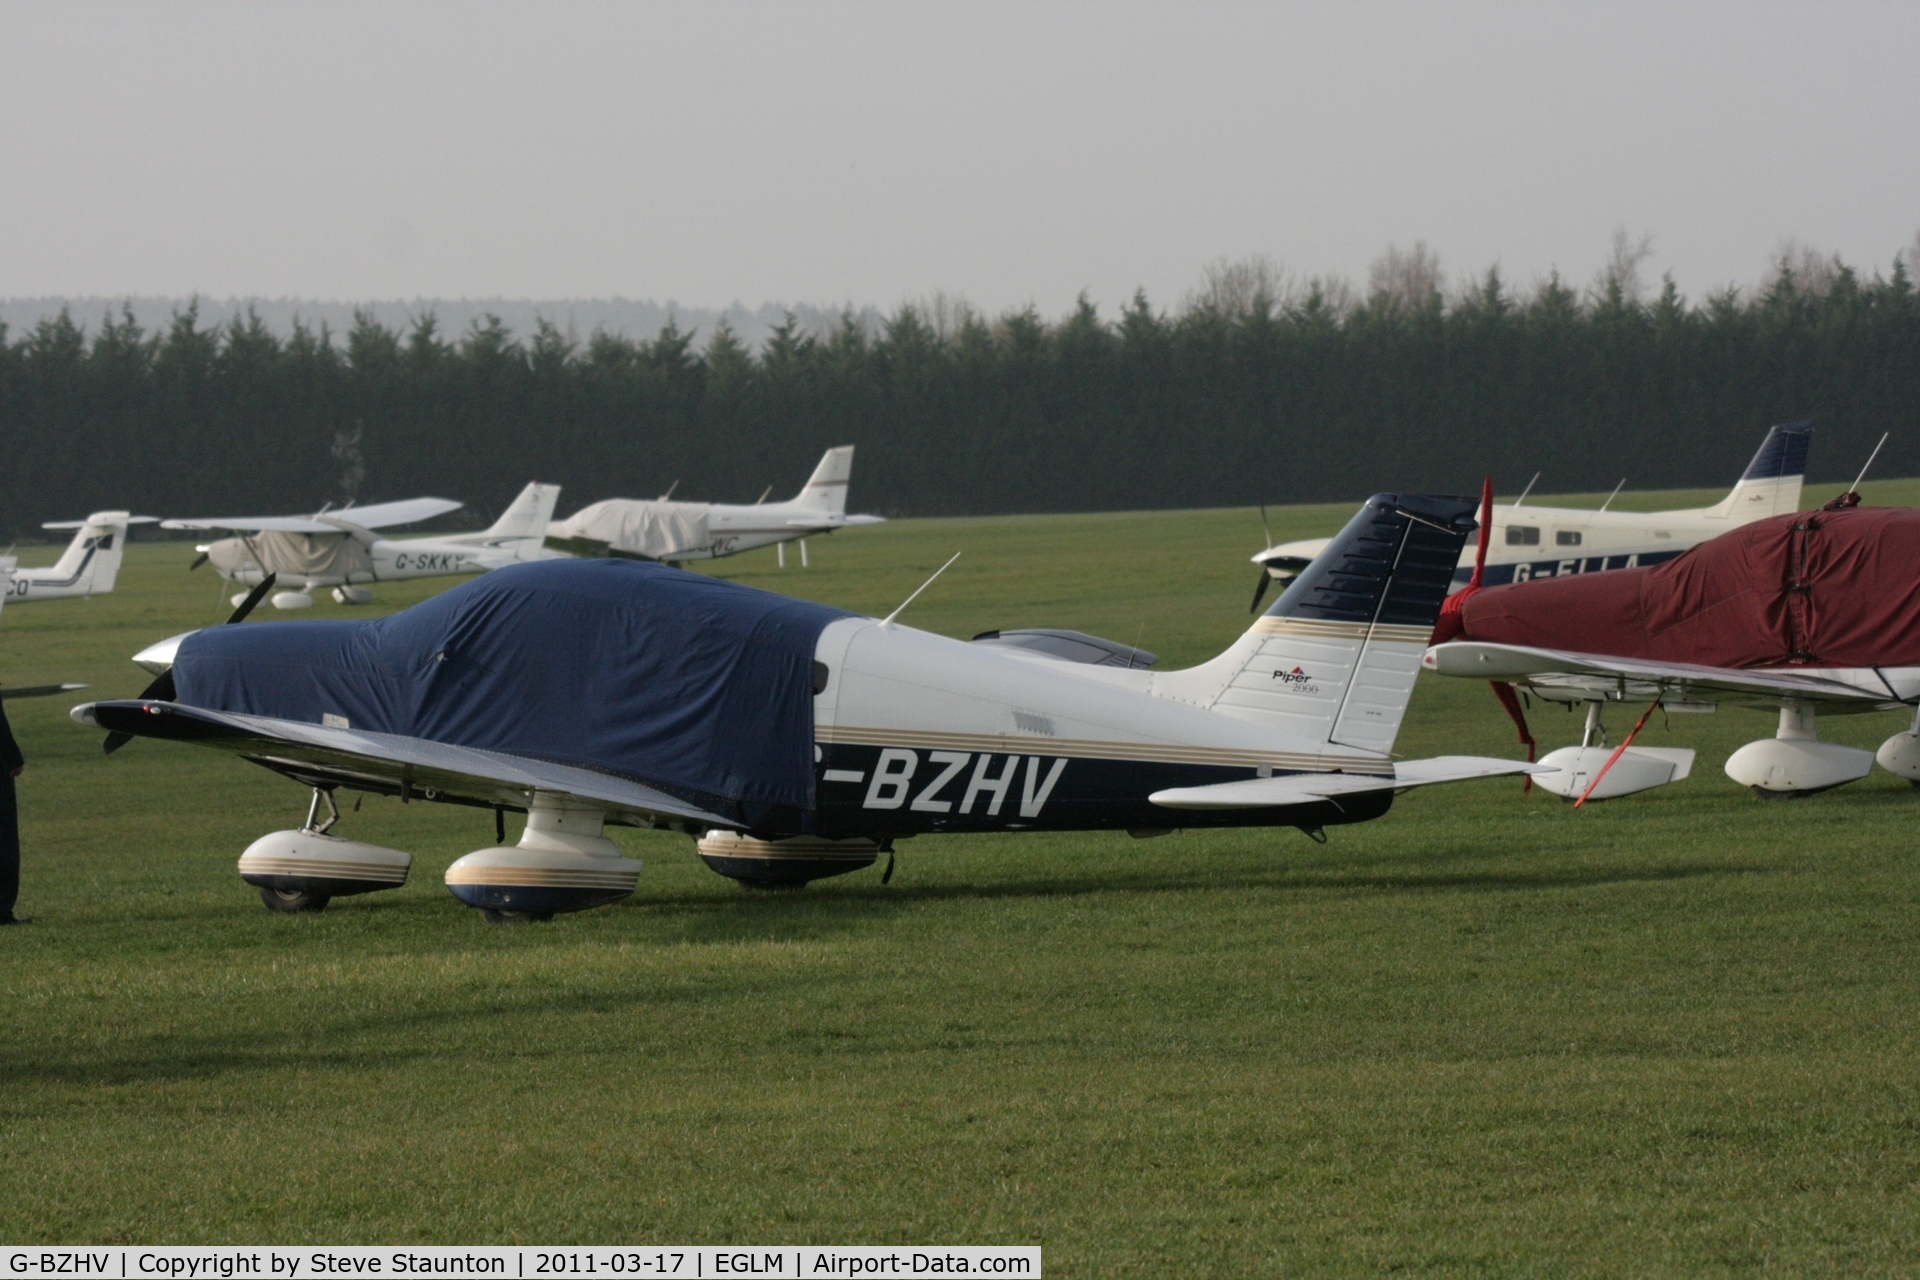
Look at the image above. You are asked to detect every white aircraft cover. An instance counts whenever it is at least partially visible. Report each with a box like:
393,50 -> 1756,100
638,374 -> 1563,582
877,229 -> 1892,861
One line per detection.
550,499 -> 712,559
162,497 -> 463,534
239,531 -> 375,580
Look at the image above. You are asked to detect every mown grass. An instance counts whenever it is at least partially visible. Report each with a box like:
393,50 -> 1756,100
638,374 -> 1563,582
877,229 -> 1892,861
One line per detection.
3,479 -> 1919,1272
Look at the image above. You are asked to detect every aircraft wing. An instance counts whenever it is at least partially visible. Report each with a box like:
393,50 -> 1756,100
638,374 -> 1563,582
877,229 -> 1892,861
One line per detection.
72,700 -> 735,830
1149,755 -> 1545,810
328,497 -> 464,529
161,498 -> 463,535
162,515 -> 346,533
1,683 -> 86,700
1422,641 -> 1893,710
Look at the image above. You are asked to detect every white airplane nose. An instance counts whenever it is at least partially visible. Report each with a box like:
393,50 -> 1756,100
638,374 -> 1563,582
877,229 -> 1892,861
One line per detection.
133,631 -> 199,675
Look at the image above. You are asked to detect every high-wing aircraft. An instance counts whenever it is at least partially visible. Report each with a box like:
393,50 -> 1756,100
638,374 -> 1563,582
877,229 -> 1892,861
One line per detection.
1248,422 -> 1812,611
163,482 -> 562,609
548,445 -> 884,565
0,512 -> 159,620
1422,489 -> 1920,801
76,491 -> 1540,922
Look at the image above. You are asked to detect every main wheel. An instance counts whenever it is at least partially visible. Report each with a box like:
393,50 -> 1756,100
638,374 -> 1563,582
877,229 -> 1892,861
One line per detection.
480,908 -> 555,924
259,885 -> 331,913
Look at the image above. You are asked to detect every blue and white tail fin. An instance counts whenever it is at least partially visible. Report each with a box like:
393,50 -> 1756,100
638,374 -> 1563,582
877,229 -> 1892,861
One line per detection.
1705,422 -> 1810,520
1153,493 -> 1478,758
29,512 -> 156,596
790,446 -> 856,516
480,483 -> 562,559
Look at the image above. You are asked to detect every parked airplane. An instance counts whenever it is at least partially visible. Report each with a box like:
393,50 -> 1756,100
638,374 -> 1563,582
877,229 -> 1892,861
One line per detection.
548,445 -> 883,565
1423,487 -> 1920,801
0,512 -> 159,619
164,483 -> 562,609
79,491 -> 1540,920
1248,422 -> 1812,611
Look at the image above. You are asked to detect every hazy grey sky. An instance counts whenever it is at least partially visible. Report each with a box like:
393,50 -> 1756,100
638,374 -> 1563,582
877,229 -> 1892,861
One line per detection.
2,1 -> 1915,316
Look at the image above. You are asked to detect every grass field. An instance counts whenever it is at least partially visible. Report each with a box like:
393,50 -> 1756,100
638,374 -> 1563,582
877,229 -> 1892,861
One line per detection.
4,479 -> 1920,1272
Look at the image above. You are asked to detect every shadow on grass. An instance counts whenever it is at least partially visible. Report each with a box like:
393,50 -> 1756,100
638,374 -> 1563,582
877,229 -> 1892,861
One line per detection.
1,856 -> 1756,1089
639,855 -> 1755,944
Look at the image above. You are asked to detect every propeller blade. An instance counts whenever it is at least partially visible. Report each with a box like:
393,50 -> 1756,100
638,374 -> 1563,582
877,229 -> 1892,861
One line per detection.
1249,570 -> 1272,614
102,668 -> 175,755
227,573 -> 277,625
107,573 -> 276,755
188,552 -> 209,571
1467,475 -> 1494,591
1259,503 -> 1273,550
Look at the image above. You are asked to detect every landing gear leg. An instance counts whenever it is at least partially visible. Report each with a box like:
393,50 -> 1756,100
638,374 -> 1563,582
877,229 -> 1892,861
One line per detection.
1581,702 -> 1607,749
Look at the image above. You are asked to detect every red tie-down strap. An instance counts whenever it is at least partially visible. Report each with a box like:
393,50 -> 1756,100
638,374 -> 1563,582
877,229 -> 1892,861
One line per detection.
1488,680 -> 1536,795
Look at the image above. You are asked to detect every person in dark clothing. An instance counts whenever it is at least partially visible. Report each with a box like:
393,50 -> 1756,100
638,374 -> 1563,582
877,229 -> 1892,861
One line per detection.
0,699 -> 23,925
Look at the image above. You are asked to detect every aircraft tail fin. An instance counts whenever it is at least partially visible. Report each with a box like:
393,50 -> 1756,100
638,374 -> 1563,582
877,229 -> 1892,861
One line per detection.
35,512 -> 151,595
1152,493 -> 1478,759
790,446 -> 856,515
1705,422 -> 1811,519
482,483 -> 562,558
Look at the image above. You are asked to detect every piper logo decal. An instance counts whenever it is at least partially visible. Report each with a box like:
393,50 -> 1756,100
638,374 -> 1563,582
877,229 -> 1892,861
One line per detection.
861,749 -> 1067,817
1272,666 -> 1322,694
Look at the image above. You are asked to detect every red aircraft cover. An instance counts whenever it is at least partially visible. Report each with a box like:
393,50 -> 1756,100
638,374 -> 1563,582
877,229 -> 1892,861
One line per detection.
1441,505 -> 1920,669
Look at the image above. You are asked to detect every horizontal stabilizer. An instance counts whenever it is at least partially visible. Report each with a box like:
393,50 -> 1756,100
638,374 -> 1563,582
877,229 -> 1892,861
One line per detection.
785,514 -> 886,528
42,515 -> 159,529
1149,754 -> 1544,809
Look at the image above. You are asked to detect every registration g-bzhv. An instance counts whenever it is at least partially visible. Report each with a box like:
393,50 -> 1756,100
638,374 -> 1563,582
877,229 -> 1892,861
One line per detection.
77,493 -> 1538,921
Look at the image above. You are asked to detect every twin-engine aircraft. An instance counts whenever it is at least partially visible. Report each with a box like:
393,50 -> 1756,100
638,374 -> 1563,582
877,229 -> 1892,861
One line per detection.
163,482 -> 562,609
1249,422 -> 1811,610
1422,488 -> 1920,801
77,492 -> 1539,922
0,511 -> 158,619
548,445 -> 884,565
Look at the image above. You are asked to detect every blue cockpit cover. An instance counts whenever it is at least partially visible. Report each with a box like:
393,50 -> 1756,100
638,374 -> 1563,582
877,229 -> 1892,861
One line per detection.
170,560 -> 852,827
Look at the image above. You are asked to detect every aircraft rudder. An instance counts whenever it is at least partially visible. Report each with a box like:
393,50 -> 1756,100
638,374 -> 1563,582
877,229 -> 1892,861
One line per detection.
483,482 -> 563,553
792,445 -> 856,514
1710,421 -> 1811,518
1158,494 -> 1478,756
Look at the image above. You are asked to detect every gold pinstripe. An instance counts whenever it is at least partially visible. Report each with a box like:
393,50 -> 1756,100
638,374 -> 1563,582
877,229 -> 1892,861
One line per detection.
813,724 -> 1387,771
237,856 -> 408,882
444,865 -> 639,889
1250,616 -> 1435,645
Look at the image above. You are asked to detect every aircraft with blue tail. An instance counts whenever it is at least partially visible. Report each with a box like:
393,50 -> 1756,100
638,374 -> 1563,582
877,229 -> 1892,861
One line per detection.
74,491 -> 1543,922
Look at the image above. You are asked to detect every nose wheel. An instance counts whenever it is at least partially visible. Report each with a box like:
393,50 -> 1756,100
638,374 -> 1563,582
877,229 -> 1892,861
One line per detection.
259,885 -> 331,913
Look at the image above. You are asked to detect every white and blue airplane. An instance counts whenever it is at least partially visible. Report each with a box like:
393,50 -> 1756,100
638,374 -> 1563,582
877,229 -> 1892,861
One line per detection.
78,491 -> 1541,921
0,511 -> 159,620
164,482 -> 563,609
1248,423 -> 1813,610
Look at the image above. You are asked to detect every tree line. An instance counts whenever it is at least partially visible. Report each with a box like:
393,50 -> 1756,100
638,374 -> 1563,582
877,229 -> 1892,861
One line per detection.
1,249 -> 1917,538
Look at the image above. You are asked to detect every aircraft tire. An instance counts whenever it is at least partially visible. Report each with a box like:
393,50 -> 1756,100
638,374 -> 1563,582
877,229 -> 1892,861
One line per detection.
1748,785 -> 1813,801
480,908 -> 555,924
259,885 -> 331,913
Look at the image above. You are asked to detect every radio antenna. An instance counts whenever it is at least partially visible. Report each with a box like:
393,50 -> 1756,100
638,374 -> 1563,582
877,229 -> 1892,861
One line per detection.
1848,432 -> 1889,496
1512,472 -> 1540,507
1597,478 -> 1626,511
881,552 -> 961,628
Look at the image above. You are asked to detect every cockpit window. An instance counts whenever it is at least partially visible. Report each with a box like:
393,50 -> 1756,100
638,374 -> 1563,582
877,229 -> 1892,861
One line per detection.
1505,525 -> 1541,546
